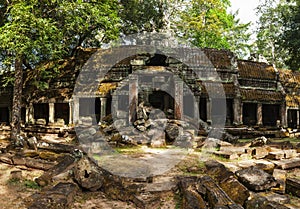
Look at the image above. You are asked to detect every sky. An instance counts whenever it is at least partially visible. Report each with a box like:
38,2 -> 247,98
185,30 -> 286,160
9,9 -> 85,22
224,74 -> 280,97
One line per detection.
229,0 -> 261,33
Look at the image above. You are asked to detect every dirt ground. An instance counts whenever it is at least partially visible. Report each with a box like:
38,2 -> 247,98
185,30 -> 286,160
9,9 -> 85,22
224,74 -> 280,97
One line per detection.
0,163 -> 43,209
0,162 -> 178,209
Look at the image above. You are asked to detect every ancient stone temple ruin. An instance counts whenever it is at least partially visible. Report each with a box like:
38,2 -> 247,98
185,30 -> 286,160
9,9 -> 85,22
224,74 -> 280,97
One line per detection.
0,47 -> 299,136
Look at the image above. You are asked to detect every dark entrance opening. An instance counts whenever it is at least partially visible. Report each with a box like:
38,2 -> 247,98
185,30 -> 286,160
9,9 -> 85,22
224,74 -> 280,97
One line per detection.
146,54 -> 167,66
262,104 -> 280,126
0,107 -> 9,124
34,103 -> 49,124
287,109 -> 298,129
199,98 -> 207,122
79,98 -> 100,123
55,103 -> 69,125
148,91 -> 174,118
21,107 -> 26,124
183,95 -> 195,118
211,98 -> 226,126
243,103 -> 257,125
226,99 -> 234,126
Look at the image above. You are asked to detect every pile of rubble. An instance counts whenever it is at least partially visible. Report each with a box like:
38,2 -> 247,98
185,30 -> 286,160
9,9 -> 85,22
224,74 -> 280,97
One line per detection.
0,127 -> 300,208
99,103 -> 198,149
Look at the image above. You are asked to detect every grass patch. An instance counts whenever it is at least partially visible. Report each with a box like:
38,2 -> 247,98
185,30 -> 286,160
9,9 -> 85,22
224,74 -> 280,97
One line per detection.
7,178 -> 41,190
24,180 -> 41,189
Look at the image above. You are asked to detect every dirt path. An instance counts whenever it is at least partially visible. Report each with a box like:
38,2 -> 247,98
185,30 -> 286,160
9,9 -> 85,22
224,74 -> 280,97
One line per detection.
0,163 -> 43,209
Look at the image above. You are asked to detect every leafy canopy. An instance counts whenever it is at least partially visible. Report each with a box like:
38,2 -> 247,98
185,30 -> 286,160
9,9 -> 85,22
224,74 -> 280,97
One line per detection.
173,0 -> 251,57
0,0 -> 120,69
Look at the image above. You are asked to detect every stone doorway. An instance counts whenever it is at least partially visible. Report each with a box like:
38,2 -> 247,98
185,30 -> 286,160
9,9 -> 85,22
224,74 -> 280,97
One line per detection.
0,107 -> 9,125
287,109 -> 298,129
199,98 -> 207,122
55,103 -> 69,125
243,103 -> 257,126
34,103 -> 49,124
79,98 -> 100,123
262,104 -> 280,126
148,91 -> 174,119
226,99 -> 234,126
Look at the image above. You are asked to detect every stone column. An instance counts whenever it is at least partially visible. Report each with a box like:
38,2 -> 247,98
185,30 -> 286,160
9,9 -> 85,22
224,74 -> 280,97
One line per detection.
194,96 -> 200,119
257,103 -> 263,126
174,78 -> 183,120
100,97 -> 107,121
26,103 -> 34,124
240,103 -> 243,125
233,98 -> 241,125
163,94 -> 169,113
73,97 -> 80,125
207,98 -> 212,124
129,75 -> 138,123
297,110 -> 300,128
69,100 -> 73,125
49,103 -> 55,124
281,103 -> 287,127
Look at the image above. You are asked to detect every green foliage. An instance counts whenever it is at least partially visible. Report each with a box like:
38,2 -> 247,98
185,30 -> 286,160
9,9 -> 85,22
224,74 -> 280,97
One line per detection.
119,0 -> 166,34
0,0 -> 120,66
23,179 -> 41,189
255,0 -> 300,70
255,0 -> 291,68
173,0 -> 251,57
280,0 -> 300,70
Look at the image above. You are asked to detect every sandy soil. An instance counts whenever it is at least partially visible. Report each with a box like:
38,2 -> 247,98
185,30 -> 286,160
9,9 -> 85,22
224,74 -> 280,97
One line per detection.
0,163 -> 43,209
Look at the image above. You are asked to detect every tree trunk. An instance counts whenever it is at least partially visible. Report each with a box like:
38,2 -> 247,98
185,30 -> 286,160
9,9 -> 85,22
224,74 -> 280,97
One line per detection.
10,56 -> 23,145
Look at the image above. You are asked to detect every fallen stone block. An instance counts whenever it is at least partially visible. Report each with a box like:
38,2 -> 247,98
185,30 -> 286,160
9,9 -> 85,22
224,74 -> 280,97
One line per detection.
271,169 -> 286,194
255,160 -> 275,174
205,160 -> 234,182
212,151 -> 239,160
235,166 -> 277,191
201,176 -> 243,209
283,149 -> 297,159
252,147 -> 269,159
250,136 -> 268,147
273,158 -> 300,170
267,151 -> 285,160
177,176 -> 207,209
259,192 -> 290,204
25,157 -> 55,170
28,182 -> 78,209
286,178 -> 300,198
132,192 -> 161,209
36,154 -> 77,186
0,153 -> 14,164
220,176 -> 250,206
245,194 -> 290,209
73,156 -> 105,191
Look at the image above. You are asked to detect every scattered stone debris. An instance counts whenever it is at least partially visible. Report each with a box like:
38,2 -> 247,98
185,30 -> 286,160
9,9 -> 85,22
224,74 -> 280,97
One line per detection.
1,129 -> 300,208
235,166 -> 277,191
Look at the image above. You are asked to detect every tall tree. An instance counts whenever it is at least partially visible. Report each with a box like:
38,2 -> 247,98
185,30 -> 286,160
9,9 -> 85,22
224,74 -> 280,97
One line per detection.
255,0 -> 291,68
172,0 -> 250,57
119,0 -> 166,34
280,0 -> 300,70
0,0 -> 120,145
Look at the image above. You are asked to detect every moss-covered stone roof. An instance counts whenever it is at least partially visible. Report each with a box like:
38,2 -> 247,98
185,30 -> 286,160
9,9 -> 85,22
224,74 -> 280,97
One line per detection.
240,89 -> 283,103
238,60 -> 276,80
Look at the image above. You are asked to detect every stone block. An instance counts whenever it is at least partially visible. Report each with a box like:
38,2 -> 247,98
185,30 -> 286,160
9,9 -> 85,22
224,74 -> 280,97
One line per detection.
273,158 -> 300,170
73,156 -> 105,191
252,147 -> 269,159
255,160 -> 275,174
272,169 -> 286,194
286,178 -> 300,198
235,166 -> 277,191
220,176 -> 250,206
267,151 -> 285,160
283,149 -> 297,159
